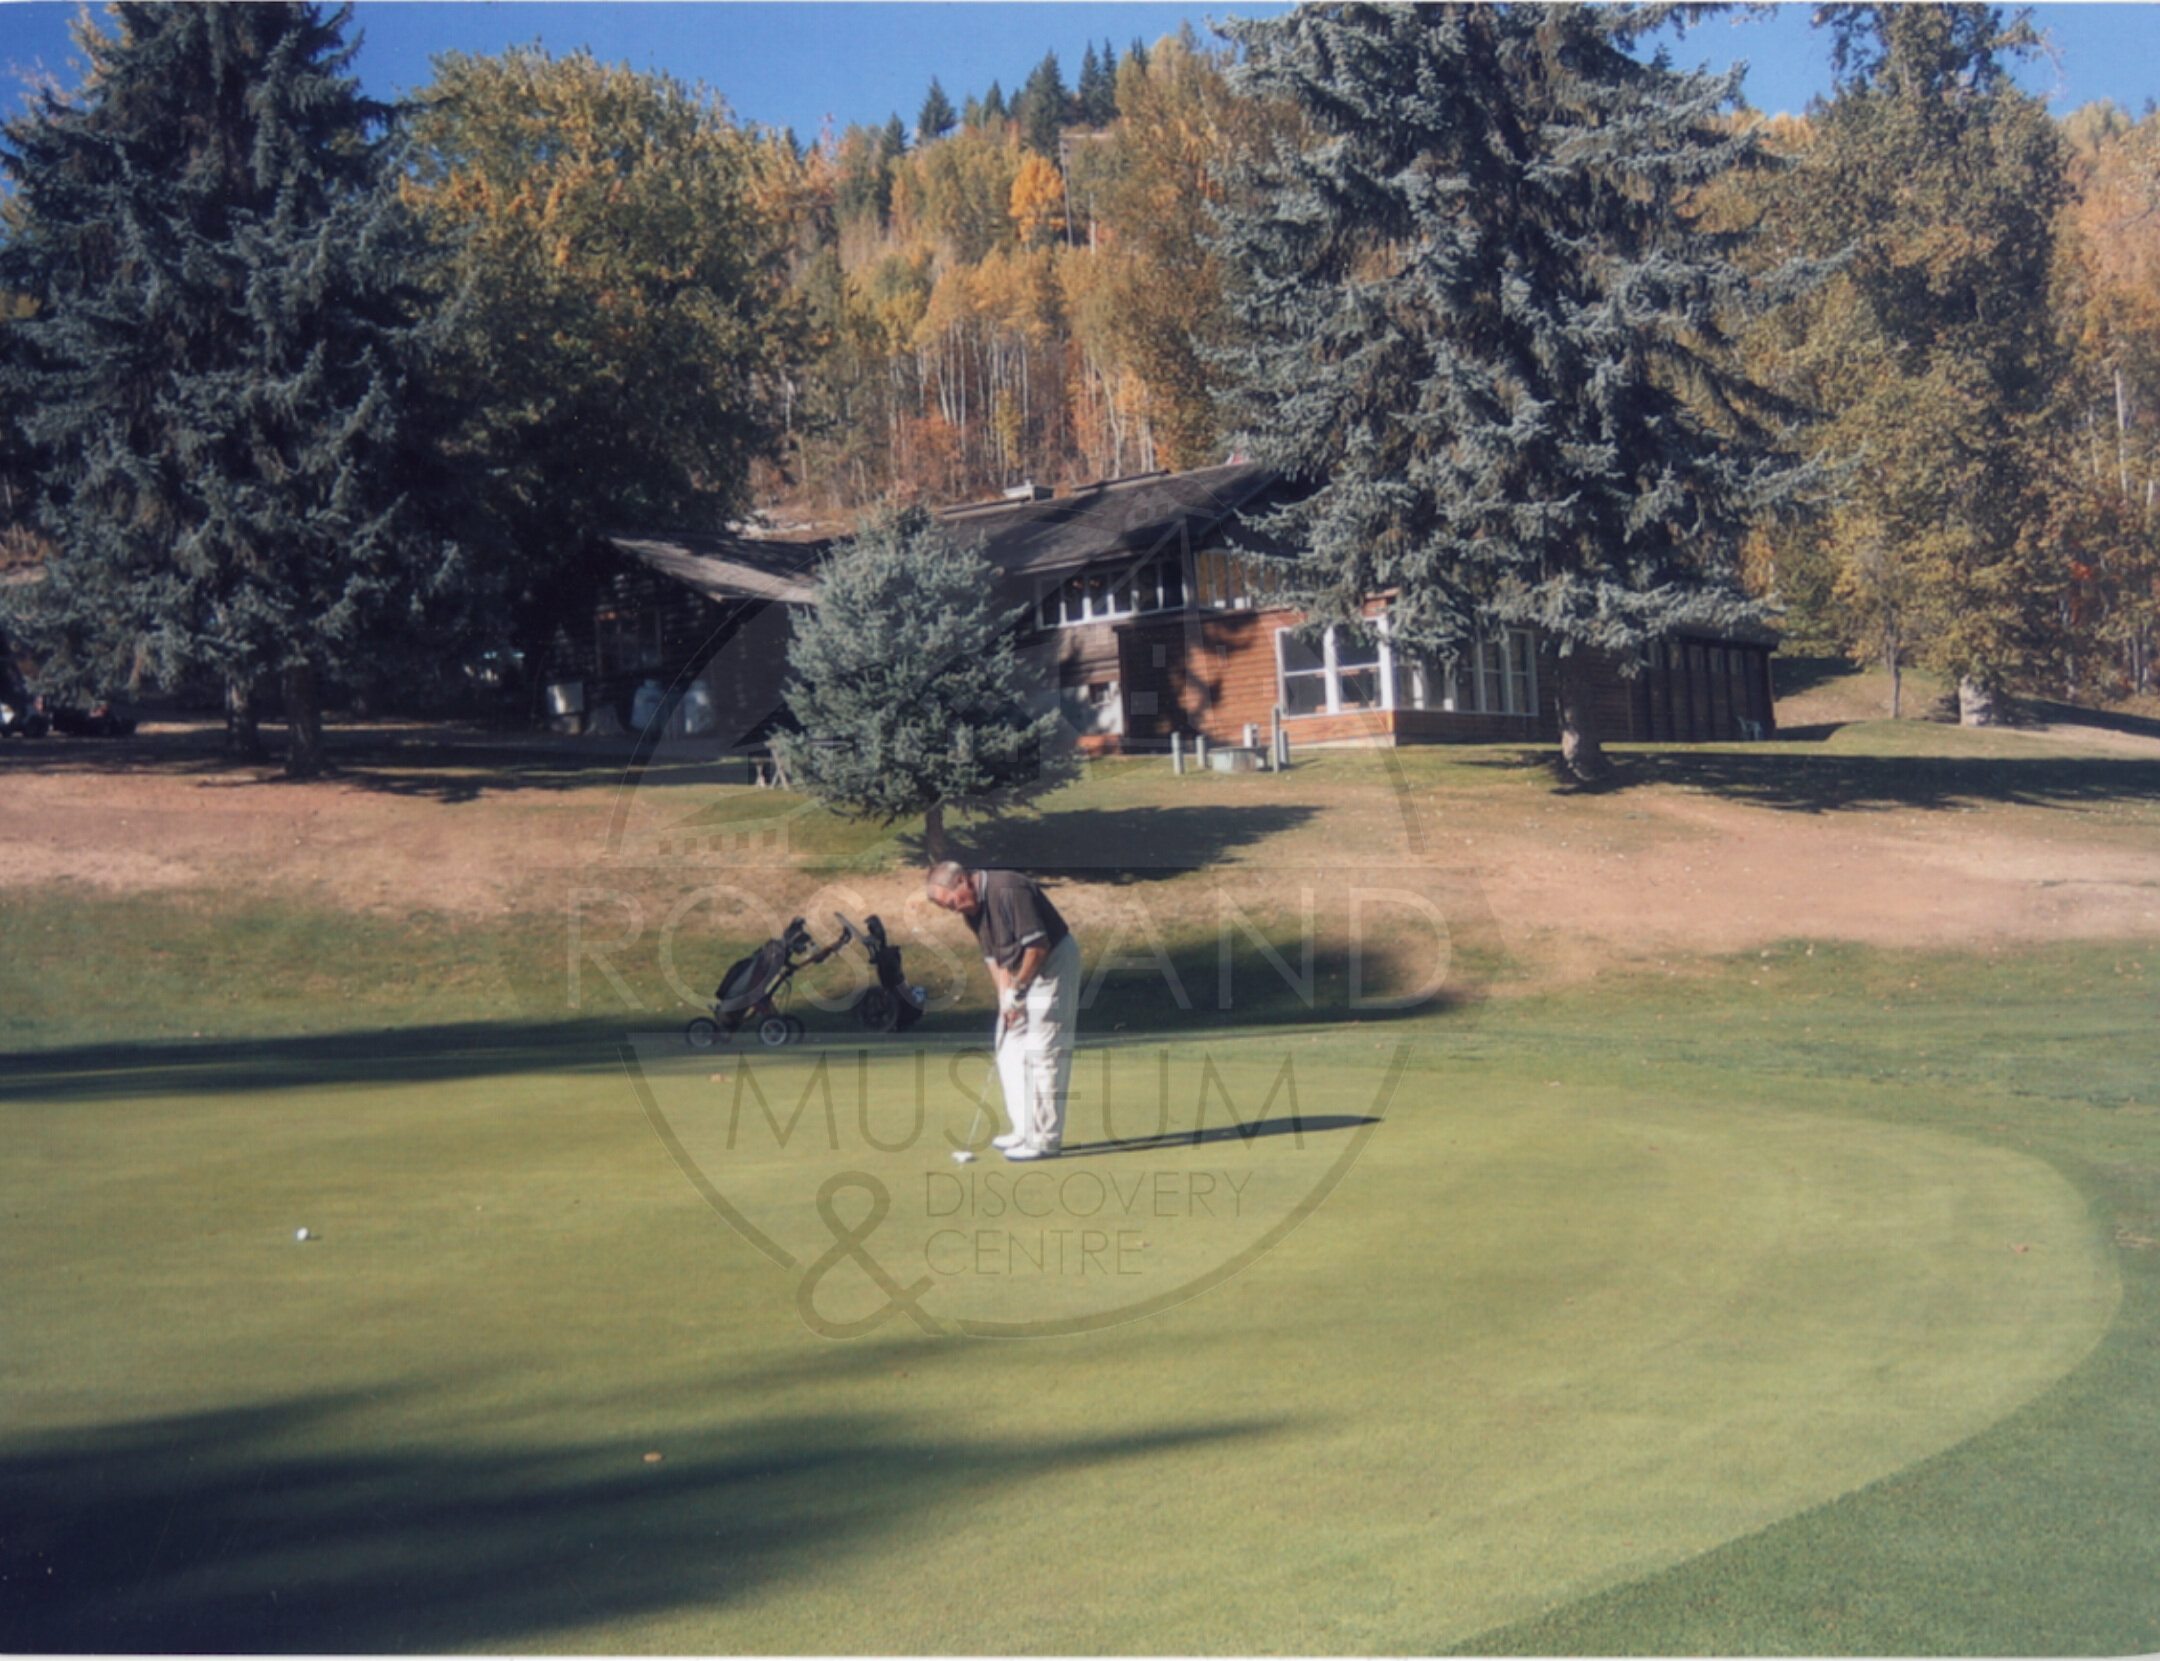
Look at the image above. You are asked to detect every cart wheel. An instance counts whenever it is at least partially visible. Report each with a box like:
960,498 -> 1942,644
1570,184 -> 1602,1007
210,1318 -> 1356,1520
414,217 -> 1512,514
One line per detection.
782,1014 -> 807,1043
686,1017 -> 718,1049
757,1014 -> 792,1048
855,988 -> 894,1030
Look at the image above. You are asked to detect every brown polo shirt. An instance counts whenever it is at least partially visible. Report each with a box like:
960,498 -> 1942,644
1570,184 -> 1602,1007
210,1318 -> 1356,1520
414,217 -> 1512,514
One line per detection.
970,869 -> 1070,974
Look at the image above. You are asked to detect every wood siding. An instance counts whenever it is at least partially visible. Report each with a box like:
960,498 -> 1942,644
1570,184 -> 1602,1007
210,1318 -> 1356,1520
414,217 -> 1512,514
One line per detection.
1110,609 -> 1773,751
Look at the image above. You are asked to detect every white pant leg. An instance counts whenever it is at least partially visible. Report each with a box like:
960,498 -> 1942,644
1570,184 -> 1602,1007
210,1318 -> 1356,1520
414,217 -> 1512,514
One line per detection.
1019,933 -> 1081,1149
995,1015 -> 1029,1140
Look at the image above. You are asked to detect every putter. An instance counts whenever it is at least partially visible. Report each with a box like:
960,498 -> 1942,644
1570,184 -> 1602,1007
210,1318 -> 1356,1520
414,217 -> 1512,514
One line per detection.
951,1020 -> 1001,1162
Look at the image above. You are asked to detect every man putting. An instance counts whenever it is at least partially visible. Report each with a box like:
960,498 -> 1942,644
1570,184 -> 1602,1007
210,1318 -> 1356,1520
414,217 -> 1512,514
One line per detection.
926,860 -> 1080,1161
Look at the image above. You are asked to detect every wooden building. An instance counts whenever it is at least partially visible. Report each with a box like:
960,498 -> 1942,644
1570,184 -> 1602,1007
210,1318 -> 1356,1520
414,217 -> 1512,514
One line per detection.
594,463 -> 1776,753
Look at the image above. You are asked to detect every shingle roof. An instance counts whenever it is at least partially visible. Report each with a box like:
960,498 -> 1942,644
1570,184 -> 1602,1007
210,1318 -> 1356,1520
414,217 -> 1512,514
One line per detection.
603,530 -> 827,606
937,462 -> 1281,578
606,462 -> 1284,603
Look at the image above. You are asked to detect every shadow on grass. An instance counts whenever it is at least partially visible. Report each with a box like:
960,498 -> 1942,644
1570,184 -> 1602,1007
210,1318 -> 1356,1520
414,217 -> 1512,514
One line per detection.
0,1390 -> 1286,1652
0,1019 -> 636,1105
1474,746 -> 2160,813
934,802 -> 1326,883
2,925 -> 1485,1105
1061,1114 -> 1378,1158
2023,697 -> 2160,744
0,718 -> 730,804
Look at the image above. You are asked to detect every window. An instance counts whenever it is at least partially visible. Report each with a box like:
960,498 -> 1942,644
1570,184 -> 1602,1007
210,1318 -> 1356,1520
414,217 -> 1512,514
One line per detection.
1194,549 -> 1287,611
1278,628 -> 1331,715
1392,629 -> 1539,717
1035,553 -> 1185,629
1276,623 -> 1392,717
1277,619 -> 1539,720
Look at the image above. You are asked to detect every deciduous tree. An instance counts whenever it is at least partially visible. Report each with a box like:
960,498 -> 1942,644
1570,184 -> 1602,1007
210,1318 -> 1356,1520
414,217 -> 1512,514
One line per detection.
402,47 -> 794,703
1779,4 -> 2066,723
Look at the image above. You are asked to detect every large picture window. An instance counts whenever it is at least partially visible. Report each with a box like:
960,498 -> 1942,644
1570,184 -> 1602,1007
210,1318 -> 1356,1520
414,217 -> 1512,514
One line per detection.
1428,630 -> 1537,716
1278,621 -> 1540,720
1383,628 -> 1541,718
1275,623 -> 1391,716
1034,554 -> 1185,630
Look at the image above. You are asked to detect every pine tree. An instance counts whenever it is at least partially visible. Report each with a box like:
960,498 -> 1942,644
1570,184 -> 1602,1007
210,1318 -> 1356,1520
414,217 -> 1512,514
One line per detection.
771,510 -> 1071,860
1077,43 -> 1119,129
0,2 -> 460,773
919,77 -> 958,144
1217,4 -> 1818,780
1016,52 -> 1069,158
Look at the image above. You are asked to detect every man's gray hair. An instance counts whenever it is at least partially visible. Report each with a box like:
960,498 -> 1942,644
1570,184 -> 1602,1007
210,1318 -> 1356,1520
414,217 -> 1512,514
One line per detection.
925,859 -> 969,895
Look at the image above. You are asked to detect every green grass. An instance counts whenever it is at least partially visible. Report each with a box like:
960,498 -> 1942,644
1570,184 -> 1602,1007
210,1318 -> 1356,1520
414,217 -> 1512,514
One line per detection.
6,715 -> 2160,1651
4,935 -> 2157,1652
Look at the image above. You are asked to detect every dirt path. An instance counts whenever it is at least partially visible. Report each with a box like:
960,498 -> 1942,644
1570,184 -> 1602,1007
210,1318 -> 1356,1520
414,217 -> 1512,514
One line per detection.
6,718 -> 2158,984
1469,784 -> 2160,981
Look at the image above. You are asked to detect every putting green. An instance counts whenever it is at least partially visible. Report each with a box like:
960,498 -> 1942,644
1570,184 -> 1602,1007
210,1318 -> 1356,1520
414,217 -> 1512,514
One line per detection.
0,1033 -> 2116,1653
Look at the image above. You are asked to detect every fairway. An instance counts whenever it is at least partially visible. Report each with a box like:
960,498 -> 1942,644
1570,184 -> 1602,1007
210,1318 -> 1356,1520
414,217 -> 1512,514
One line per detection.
0,1028 -> 2114,1652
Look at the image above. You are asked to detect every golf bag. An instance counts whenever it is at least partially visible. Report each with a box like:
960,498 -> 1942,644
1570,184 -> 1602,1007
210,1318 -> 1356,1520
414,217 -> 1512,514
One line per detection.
846,913 -> 925,1033
689,916 -> 843,1048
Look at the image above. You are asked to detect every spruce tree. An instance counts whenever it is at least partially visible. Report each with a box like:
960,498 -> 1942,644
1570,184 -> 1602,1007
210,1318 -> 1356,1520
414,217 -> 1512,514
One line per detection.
771,511 -> 1071,860
0,2 -> 458,773
919,77 -> 958,144
1217,4 -> 1818,780
1017,52 -> 1069,158
1077,43 -> 1119,129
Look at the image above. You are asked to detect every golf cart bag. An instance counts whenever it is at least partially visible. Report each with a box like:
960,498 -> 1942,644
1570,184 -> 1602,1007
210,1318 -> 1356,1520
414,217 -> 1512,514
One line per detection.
841,913 -> 925,1034
686,916 -> 845,1048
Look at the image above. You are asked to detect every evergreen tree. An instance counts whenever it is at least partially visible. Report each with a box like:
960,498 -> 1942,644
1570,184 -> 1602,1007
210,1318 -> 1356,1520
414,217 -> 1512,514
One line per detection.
0,2 -> 461,773
1217,4 -> 1818,780
771,510 -> 1071,860
979,82 -> 1006,127
918,77 -> 957,143
1016,51 -> 1069,158
1077,42 -> 1120,129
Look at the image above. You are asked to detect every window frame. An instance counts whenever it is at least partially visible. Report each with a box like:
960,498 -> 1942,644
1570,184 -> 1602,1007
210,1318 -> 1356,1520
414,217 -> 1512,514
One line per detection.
1275,619 -> 1398,718
1033,552 -> 1187,631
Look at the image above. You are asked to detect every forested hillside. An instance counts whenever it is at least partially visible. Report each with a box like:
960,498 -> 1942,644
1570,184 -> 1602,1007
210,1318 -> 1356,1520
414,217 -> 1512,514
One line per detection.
6,4 -> 2160,723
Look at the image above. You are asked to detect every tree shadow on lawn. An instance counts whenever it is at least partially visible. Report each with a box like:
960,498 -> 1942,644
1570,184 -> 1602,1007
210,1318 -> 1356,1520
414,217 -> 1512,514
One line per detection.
936,802 -> 1326,883
0,1018 -> 639,1106
1,1388 -> 1286,1653
0,718 -> 712,804
1,934 -> 1478,1105
1477,746 -> 2160,814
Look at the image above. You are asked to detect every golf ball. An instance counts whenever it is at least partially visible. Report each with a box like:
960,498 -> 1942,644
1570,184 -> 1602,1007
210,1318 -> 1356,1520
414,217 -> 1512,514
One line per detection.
952,1151 -> 975,1164
295,1227 -> 311,1241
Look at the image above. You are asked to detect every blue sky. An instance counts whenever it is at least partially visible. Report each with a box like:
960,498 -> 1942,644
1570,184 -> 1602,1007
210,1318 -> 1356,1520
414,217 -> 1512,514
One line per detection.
2,3 -> 2157,140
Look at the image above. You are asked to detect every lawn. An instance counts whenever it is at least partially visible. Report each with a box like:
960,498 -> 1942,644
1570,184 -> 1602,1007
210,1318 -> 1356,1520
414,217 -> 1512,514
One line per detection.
3,713 -> 2158,1652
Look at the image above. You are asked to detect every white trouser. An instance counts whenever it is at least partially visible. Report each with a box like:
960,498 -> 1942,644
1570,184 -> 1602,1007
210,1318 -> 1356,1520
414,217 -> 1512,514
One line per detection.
995,932 -> 1081,1150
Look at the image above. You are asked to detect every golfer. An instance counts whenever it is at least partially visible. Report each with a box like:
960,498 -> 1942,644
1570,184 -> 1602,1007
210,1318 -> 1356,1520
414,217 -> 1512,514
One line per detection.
925,860 -> 1080,1161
